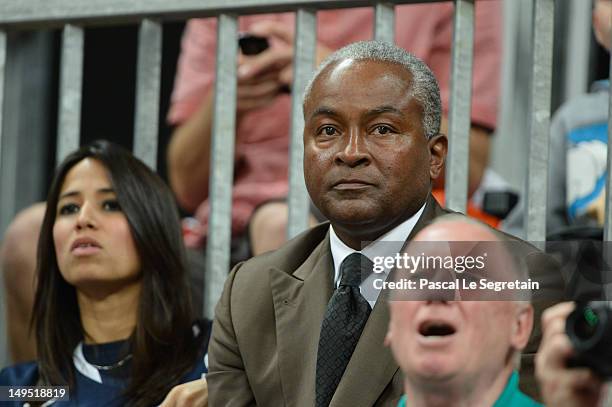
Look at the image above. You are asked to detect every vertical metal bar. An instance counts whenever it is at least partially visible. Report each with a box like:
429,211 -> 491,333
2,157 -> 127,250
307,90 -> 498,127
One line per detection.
605,29 -> 612,303
0,29 -> 6,368
445,0 -> 474,213
524,0 -> 554,243
56,24 -> 83,164
287,8 -> 317,239
564,0 -> 592,101
133,19 -> 162,170
604,46 -> 612,241
205,14 -> 238,318
492,0 -> 533,202
0,263 -> 5,368
374,2 -> 395,43
0,31 -> 6,184
0,32 -> 54,240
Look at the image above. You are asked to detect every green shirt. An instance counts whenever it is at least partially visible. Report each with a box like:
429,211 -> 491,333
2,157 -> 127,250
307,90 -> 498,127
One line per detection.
397,371 -> 542,407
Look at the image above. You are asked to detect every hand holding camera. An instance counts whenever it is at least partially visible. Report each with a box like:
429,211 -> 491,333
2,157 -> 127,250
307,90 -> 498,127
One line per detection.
236,21 -> 332,115
536,302 -> 607,407
566,301 -> 612,379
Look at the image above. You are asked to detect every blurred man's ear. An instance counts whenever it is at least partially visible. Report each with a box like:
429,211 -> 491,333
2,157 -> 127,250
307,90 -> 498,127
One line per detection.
428,134 -> 447,180
384,331 -> 392,347
511,304 -> 534,351
384,319 -> 394,347
593,0 -> 612,51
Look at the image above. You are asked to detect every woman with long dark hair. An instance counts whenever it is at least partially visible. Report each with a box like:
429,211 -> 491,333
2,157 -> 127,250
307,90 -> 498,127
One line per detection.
0,140 -> 209,406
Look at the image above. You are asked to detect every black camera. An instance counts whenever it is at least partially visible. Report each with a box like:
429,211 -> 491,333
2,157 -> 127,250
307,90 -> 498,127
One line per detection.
238,33 -> 269,55
237,33 -> 290,94
565,301 -> 612,378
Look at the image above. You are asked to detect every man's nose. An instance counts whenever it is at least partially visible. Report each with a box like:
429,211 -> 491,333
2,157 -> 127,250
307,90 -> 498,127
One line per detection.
334,130 -> 370,167
76,202 -> 97,230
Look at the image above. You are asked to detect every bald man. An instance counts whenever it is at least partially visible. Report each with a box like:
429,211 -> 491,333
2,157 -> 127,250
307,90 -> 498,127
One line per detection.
385,216 -> 541,406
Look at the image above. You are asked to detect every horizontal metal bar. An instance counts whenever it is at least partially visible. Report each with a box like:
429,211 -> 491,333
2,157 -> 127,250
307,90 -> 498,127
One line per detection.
524,0 -> 554,243
205,13 -> 238,318
287,8 -> 317,239
2,0 -> 443,29
133,18 -> 162,170
56,24 -> 83,164
374,2 -> 395,43
444,0 -> 474,213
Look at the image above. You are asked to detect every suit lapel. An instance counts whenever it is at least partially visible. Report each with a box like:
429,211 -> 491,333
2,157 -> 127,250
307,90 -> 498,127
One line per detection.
267,195 -> 445,406
269,232 -> 334,407
331,194 -> 445,406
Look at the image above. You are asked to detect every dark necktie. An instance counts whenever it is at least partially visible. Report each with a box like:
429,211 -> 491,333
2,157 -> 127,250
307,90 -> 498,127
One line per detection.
315,252 -> 373,407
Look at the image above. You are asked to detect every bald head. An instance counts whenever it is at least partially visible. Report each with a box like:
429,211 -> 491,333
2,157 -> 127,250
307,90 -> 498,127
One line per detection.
386,216 -> 535,403
414,215 -> 500,243
594,0 -> 611,51
392,214 -> 533,304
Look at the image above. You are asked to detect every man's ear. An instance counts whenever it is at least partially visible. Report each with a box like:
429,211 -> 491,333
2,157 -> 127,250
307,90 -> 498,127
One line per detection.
428,134 -> 447,180
593,2 -> 612,51
511,304 -> 534,351
384,329 -> 393,347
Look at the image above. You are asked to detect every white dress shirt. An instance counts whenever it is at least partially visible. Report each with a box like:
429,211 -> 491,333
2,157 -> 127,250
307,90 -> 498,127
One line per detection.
329,203 -> 426,308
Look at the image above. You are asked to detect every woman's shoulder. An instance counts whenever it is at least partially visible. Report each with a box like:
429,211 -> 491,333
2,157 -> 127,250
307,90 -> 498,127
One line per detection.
0,361 -> 39,386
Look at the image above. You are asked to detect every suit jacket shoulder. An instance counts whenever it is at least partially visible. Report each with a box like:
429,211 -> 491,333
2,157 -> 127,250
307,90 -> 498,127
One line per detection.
208,222 -> 336,406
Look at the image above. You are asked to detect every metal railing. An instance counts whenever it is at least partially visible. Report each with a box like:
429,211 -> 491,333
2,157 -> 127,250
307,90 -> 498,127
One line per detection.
0,0 -> 608,318
0,0 -> 453,318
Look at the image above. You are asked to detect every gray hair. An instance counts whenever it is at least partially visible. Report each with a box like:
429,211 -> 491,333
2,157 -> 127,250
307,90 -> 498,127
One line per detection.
303,40 -> 442,139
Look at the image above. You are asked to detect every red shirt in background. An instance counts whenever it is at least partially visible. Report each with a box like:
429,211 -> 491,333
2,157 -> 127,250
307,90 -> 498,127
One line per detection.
168,3 -> 502,246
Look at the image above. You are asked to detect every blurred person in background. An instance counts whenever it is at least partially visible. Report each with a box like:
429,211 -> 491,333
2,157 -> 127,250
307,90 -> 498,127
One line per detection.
548,0 -> 611,233
503,0 -> 611,238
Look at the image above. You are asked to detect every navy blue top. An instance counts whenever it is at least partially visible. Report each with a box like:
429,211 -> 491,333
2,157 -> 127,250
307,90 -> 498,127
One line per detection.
0,320 -> 211,406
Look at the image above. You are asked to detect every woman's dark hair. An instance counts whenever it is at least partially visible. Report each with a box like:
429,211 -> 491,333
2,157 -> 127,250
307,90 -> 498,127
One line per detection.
32,140 -> 197,406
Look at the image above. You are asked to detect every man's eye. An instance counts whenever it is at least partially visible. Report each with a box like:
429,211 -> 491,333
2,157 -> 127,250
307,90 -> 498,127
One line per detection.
58,203 -> 79,215
373,125 -> 393,135
319,126 -> 338,136
102,200 -> 122,212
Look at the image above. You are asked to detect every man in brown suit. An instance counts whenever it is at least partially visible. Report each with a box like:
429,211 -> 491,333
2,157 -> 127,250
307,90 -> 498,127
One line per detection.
207,41 -> 562,406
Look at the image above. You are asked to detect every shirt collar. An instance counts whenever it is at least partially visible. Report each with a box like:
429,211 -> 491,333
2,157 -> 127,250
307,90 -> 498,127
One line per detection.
329,202 -> 426,286
398,371 -> 540,407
